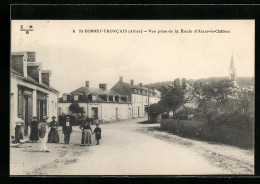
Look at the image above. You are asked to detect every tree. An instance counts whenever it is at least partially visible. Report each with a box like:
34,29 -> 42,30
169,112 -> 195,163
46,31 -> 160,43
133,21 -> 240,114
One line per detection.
160,84 -> 186,118
69,102 -> 84,115
200,80 -> 235,103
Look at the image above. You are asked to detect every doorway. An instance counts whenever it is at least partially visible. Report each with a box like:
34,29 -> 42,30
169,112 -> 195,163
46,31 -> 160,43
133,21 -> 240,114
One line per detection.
92,108 -> 98,120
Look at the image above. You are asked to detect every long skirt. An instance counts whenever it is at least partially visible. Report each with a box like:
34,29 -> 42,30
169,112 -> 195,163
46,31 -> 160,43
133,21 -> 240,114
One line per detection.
39,133 -> 48,151
81,129 -> 91,145
48,128 -> 59,143
30,127 -> 39,141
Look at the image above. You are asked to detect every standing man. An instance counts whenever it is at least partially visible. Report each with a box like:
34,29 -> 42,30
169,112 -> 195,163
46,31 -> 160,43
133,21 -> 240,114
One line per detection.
48,116 -> 60,143
62,117 -> 72,144
38,116 -> 50,152
29,116 -> 39,143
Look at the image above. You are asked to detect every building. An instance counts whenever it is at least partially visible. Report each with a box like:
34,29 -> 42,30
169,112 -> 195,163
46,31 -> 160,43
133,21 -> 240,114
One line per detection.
10,51 -> 59,138
229,54 -> 237,81
111,77 -> 161,118
58,81 -> 132,121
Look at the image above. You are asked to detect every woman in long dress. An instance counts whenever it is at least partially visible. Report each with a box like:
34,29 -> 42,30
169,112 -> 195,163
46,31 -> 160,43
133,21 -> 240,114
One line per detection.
80,121 -> 92,146
48,116 -> 60,143
29,116 -> 39,142
38,116 -> 50,152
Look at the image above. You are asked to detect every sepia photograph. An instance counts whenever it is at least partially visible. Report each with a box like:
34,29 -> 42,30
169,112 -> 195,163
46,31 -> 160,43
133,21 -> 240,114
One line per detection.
10,20 -> 255,175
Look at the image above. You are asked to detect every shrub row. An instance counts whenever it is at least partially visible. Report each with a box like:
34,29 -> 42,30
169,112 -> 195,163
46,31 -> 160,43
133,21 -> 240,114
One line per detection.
160,118 -> 254,149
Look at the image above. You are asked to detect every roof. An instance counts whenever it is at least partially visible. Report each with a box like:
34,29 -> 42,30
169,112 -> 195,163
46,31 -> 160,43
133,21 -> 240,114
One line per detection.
11,68 -> 59,94
59,86 -> 131,104
70,87 -> 119,96
111,81 -> 161,98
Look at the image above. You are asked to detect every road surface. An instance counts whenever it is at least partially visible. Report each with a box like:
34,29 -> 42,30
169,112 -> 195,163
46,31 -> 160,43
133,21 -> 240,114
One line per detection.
10,118 -> 253,175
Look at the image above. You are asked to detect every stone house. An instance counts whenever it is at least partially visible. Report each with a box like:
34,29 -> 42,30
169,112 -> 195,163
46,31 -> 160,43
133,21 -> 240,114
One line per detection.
58,81 -> 132,121
111,77 -> 161,118
10,51 -> 59,138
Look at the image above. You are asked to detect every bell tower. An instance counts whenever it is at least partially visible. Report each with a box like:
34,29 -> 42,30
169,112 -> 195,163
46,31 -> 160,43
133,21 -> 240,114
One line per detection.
229,54 -> 237,81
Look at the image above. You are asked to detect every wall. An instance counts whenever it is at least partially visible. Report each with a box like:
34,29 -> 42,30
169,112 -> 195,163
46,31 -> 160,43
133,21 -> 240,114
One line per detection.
10,75 -> 58,137
58,102 -> 132,121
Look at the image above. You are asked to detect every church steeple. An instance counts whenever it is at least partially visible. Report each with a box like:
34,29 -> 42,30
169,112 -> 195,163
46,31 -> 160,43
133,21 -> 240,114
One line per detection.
229,53 -> 237,81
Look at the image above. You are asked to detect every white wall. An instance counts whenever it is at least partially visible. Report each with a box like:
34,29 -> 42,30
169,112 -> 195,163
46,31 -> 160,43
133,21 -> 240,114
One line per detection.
58,102 -> 132,121
10,75 -> 58,137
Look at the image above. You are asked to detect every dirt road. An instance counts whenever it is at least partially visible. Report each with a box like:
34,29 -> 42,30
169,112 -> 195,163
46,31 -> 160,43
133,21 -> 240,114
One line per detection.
10,118 -> 253,175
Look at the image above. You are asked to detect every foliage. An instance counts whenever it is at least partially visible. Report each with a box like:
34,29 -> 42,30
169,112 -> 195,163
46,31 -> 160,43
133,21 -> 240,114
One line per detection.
69,102 -> 84,114
193,80 -> 254,126
160,84 -> 186,114
160,79 -> 254,148
148,101 -> 165,118
173,107 -> 194,120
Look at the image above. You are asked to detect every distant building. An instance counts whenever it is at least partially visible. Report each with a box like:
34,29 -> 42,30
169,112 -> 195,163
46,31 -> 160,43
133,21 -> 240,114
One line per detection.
229,54 -> 237,81
58,81 -> 132,121
111,77 -> 161,118
10,51 -> 59,138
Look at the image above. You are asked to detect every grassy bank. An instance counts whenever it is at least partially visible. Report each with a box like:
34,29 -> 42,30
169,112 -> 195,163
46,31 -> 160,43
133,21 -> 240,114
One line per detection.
160,119 -> 254,149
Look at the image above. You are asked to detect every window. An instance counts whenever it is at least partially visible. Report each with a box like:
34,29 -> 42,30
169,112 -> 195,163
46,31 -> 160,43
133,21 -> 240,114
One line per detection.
74,95 -> 78,101
63,94 -> 67,102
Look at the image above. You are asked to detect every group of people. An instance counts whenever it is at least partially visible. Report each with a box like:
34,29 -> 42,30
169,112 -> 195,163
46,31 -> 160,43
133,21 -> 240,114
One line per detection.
14,116 -> 102,152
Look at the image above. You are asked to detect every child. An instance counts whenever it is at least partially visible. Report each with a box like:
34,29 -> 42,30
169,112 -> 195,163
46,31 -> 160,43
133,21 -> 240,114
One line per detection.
93,123 -> 101,145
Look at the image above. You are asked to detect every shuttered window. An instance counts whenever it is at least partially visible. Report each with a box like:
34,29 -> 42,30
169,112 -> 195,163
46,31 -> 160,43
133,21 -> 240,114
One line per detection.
18,88 -> 24,117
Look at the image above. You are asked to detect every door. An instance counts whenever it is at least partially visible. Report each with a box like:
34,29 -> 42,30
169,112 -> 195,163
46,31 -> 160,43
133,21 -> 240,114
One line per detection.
92,108 -> 98,120
24,97 -> 29,136
38,99 -> 47,121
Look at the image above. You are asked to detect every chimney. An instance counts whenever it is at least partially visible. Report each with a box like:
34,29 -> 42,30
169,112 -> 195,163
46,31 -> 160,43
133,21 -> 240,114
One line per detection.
182,78 -> 186,86
11,53 -> 28,77
26,52 -> 36,62
27,62 -> 42,83
174,78 -> 180,86
99,83 -> 108,90
85,81 -> 90,87
131,80 -> 134,85
103,84 -> 107,90
139,83 -> 143,87
119,76 -> 123,82
41,70 -> 52,86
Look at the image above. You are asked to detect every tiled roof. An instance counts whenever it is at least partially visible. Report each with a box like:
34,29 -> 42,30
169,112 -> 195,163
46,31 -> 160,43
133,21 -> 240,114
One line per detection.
59,86 -> 130,104
70,87 -> 119,96
11,68 -> 59,93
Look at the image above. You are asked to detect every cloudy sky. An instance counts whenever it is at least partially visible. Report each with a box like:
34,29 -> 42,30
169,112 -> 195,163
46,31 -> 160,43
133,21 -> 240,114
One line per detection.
11,20 -> 254,95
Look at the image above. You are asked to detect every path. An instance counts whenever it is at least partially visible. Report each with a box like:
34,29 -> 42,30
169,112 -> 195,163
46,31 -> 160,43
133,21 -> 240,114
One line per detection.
10,118 -> 253,175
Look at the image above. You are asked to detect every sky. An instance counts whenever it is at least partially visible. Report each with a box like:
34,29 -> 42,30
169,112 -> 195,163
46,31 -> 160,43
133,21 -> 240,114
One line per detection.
11,20 -> 255,95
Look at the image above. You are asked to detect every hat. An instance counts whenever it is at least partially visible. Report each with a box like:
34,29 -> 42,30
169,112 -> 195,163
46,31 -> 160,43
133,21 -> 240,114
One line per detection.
32,116 -> 37,119
16,122 -> 22,125
52,116 -> 56,119
42,116 -> 47,120
15,117 -> 23,125
66,117 -> 70,119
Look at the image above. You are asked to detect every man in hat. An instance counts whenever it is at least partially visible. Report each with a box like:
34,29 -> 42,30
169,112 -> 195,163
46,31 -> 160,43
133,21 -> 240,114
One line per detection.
62,117 -> 72,144
29,116 -> 39,143
38,116 -> 50,152
48,116 -> 60,143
